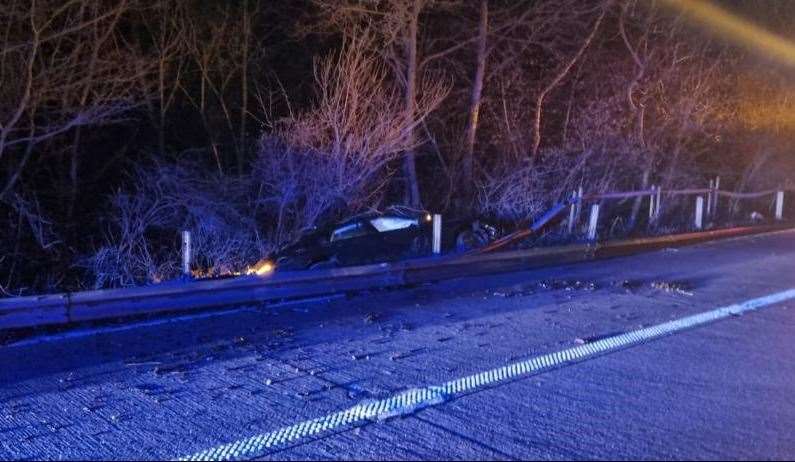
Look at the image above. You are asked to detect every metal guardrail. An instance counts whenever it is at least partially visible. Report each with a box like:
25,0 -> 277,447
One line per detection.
1,223 -> 791,331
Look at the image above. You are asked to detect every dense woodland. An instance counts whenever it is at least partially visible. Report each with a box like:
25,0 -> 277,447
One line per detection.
1,0 -> 794,295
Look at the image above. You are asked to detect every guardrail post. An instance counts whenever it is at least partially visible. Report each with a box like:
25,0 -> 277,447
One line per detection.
648,185 -> 656,221
707,179 -> 714,216
775,191 -> 784,220
432,214 -> 442,254
568,190 -> 577,234
587,204 -> 600,241
181,230 -> 192,276
695,196 -> 704,230
713,176 -> 720,216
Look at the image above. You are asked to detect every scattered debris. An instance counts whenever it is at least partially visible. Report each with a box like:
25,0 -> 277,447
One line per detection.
650,280 -> 694,296
574,337 -> 587,345
537,279 -> 597,291
494,279 -> 598,298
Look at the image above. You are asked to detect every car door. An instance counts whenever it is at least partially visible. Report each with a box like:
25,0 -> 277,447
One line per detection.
369,216 -> 421,259
328,219 -> 386,265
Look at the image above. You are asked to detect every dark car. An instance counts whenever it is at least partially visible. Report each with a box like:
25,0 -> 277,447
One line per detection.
271,207 -> 501,271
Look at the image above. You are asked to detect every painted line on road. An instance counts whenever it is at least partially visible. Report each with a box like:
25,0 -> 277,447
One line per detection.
179,288 -> 795,461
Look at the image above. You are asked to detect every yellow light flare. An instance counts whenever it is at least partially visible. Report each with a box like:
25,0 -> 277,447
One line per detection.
662,0 -> 795,67
246,259 -> 275,276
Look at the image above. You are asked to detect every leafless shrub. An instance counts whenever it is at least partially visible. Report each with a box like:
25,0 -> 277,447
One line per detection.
84,162 -> 264,288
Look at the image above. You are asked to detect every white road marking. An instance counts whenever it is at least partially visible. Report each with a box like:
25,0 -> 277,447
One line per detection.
179,288 -> 795,461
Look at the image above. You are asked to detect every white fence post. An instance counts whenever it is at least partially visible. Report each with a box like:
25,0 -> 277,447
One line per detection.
775,191 -> 784,220
181,230 -> 192,276
568,190 -> 577,234
587,204 -> 600,241
713,176 -> 720,216
432,214 -> 442,254
695,196 -> 704,230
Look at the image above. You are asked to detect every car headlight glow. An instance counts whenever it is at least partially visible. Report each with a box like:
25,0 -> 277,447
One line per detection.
247,259 -> 275,276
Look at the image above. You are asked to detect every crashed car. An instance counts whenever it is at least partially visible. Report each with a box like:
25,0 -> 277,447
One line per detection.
270,207 -> 500,271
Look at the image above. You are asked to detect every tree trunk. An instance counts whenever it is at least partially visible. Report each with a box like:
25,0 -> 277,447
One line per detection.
403,0 -> 422,208
462,0 -> 488,198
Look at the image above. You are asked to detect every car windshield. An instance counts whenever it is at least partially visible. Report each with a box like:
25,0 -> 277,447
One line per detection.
369,216 -> 418,232
330,221 -> 370,242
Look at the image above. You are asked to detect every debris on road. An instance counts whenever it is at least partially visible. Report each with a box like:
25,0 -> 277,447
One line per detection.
650,280 -> 695,296
493,279 -> 599,298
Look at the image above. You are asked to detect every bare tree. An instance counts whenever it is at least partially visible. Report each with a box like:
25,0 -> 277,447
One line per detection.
310,0 -> 466,207
0,0 -> 151,200
529,2 -> 607,161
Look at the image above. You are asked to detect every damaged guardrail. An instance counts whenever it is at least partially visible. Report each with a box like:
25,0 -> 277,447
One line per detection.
1,223 -> 792,331
474,183 -> 792,255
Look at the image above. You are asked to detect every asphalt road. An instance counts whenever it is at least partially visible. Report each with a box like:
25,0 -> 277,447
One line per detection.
2,229 -> 795,460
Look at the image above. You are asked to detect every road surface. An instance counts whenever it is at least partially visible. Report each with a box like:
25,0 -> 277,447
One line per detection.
2,229 -> 795,460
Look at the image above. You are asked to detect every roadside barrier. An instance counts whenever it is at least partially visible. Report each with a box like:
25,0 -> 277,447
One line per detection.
1,223 -> 790,331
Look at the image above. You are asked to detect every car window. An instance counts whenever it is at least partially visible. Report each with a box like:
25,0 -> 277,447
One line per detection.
330,222 -> 370,242
369,216 -> 418,233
